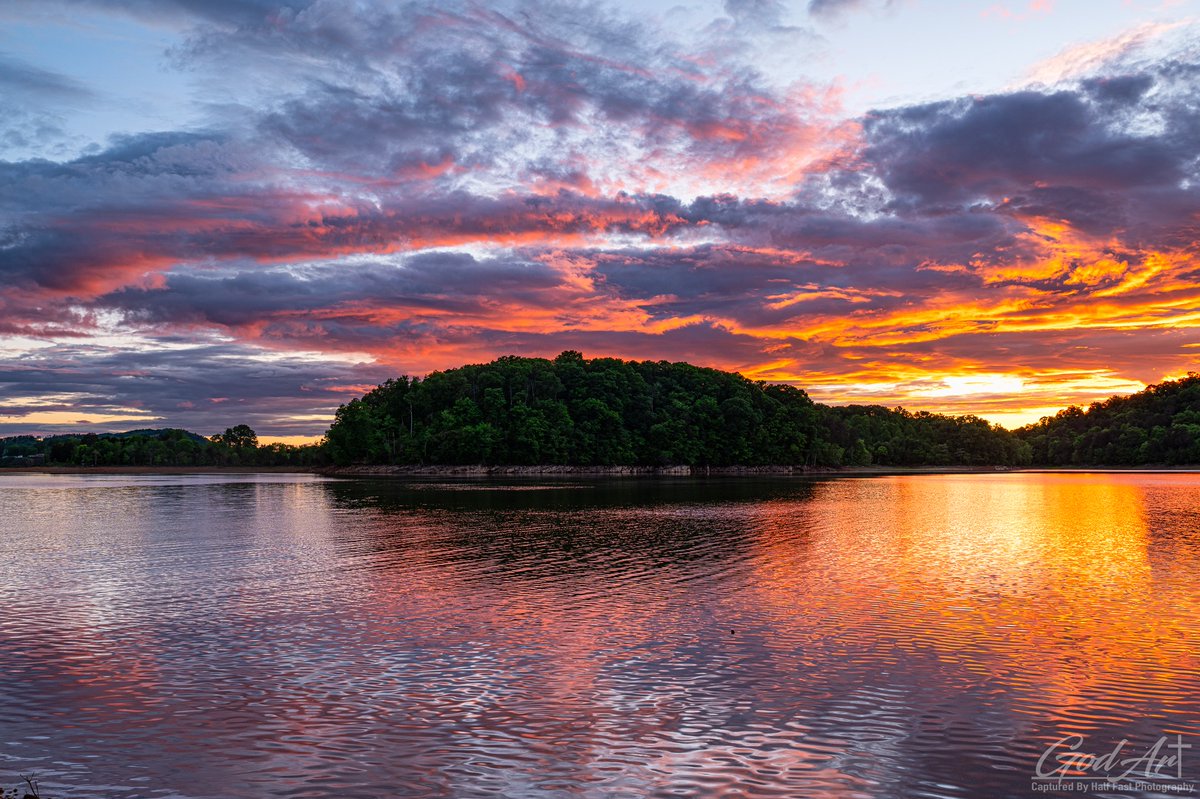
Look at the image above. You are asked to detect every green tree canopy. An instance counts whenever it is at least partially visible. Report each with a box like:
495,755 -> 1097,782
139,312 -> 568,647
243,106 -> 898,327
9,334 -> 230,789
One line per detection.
320,352 -> 1030,468
1016,373 -> 1200,466
213,424 -> 259,450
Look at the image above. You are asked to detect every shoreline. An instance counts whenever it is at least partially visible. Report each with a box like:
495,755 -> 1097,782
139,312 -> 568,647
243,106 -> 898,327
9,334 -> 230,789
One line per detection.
2,464 -> 1197,477
320,464 -> 1200,476
315,464 -> 1013,477
0,465 -> 314,474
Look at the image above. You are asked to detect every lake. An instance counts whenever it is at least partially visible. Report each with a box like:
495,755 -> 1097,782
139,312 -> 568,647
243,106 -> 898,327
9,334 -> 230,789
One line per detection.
1,472 -> 1198,798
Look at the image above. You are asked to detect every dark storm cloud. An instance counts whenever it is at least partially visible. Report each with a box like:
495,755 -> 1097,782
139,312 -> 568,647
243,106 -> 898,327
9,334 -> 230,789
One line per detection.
1080,73 -> 1155,105
863,91 -> 1183,208
589,244 -> 914,326
593,244 -> 808,299
847,61 -> 1200,270
98,244 -> 839,339
100,252 -> 566,328
669,194 -> 1022,290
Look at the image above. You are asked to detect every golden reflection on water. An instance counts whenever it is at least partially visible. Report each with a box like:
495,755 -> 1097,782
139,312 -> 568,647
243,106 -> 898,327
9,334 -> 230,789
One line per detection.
3,473 -> 1199,799
749,474 -> 1199,748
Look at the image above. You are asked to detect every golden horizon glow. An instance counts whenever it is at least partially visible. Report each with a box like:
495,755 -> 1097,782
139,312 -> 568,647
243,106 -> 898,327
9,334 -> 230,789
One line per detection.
258,434 -> 326,446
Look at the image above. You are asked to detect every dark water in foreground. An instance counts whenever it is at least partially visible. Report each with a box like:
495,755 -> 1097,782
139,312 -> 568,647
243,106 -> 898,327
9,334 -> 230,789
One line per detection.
1,473 -> 1199,799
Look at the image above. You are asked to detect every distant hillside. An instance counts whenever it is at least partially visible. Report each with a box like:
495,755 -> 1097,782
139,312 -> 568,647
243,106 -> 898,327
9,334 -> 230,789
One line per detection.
103,427 -> 211,443
32,427 -> 211,444
324,352 -> 1030,468
0,426 -> 316,468
1017,373 -> 1200,466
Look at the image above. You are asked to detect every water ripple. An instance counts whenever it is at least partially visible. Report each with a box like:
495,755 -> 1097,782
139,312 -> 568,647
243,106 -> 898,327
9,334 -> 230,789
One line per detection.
1,473 -> 1198,798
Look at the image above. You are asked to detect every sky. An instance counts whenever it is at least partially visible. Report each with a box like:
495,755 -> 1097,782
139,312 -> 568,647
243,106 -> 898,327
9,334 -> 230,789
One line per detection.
1,0 -> 1199,443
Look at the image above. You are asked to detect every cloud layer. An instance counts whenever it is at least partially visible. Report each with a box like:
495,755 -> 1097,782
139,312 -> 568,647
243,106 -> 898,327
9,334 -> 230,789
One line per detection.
2,0 -> 1198,437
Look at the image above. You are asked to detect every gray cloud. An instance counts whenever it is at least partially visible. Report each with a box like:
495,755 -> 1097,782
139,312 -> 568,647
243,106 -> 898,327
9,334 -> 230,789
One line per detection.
806,0 -> 881,21
0,51 -> 97,102
0,52 -> 98,158
52,0 -> 314,26
724,0 -> 787,27
0,341 -> 391,437
100,251 -> 566,329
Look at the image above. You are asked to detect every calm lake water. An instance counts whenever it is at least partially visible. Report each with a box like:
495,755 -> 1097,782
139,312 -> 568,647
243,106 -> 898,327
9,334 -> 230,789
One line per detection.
1,472 -> 1199,799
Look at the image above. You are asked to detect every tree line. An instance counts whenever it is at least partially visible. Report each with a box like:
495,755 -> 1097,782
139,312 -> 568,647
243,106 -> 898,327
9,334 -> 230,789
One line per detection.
1016,372 -> 1200,465
0,425 -> 320,468
6,357 -> 1197,469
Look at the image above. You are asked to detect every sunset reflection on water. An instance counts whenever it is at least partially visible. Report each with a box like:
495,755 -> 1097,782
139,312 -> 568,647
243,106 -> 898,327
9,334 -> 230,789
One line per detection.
1,472 -> 1198,798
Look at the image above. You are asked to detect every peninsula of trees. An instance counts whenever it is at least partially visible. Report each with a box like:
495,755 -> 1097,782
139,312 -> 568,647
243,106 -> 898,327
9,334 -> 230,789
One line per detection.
322,352 -> 1028,468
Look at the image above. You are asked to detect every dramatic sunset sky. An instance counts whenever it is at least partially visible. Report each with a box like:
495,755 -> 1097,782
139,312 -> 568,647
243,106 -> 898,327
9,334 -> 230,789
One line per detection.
2,0 -> 1198,442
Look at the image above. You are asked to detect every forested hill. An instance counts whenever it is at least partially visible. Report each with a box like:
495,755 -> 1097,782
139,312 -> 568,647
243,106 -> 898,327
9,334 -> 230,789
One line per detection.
1016,373 -> 1200,465
324,352 -> 1030,468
